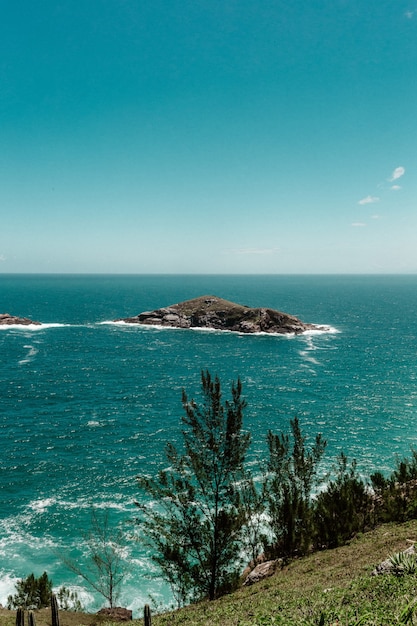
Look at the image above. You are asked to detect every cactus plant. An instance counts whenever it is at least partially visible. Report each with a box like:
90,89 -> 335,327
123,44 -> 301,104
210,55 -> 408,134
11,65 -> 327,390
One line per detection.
28,611 -> 36,626
144,604 -> 151,626
51,594 -> 60,626
16,607 -> 25,626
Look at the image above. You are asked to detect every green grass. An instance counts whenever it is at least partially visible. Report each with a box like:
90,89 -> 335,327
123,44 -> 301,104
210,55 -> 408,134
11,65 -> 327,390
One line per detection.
3,520 -> 417,626
152,520 -> 417,626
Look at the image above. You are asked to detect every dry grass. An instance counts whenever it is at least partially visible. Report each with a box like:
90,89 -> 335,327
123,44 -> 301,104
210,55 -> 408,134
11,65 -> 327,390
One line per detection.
0,608 -> 105,626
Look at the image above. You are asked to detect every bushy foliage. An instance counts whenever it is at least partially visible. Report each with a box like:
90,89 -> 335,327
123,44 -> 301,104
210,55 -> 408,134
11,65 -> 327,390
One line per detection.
135,370 -> 417,606
313,453 -> 375,549
136,370 -> 253,604
371,451 -> 417,523
56,586 -> 84,611
7,574 -> 84,612
263,417 -> 326,559
7,572 -> 52,609
239,475 -> 267,566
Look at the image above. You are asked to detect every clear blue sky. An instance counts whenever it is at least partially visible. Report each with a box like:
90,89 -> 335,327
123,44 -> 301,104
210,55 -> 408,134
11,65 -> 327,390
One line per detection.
1,1 -> 416,273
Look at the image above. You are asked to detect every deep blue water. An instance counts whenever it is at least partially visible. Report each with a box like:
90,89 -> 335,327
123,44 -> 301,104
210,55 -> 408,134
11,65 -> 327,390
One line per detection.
1,274 -> 417,613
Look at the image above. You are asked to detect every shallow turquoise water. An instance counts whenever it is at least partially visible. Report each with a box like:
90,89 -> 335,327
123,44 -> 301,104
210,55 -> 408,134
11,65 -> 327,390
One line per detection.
1,274 -> 417,613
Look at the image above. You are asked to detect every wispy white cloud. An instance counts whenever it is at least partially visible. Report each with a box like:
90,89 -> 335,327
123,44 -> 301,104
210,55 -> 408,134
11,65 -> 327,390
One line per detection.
358,195 -> 380,205
356,166 -> 405,210
405,10 -> 414,18
371,214 -> 381,219
0,254 -> 6,262
352,222 -> 366,227
389,166 -> 405,181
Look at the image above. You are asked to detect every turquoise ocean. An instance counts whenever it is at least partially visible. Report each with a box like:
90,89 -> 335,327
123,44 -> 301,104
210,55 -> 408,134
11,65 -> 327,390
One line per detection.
1,274 -> 417,614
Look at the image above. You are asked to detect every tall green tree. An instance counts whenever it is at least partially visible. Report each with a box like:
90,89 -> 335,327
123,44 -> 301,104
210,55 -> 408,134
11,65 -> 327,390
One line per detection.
136,370 -> 252,604
264,417 -> 326,559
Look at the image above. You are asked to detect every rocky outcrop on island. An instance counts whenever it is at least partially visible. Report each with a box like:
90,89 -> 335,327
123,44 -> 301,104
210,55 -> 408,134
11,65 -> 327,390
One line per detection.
115,295 -> 325,335
0,313 -> 41,326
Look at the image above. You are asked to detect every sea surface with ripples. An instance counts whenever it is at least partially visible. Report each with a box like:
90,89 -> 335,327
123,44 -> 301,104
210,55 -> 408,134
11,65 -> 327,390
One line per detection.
1,274 -> 417,613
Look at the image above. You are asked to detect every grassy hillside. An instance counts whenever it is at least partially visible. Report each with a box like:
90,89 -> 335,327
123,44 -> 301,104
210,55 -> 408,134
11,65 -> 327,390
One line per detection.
2,520 -> 417,626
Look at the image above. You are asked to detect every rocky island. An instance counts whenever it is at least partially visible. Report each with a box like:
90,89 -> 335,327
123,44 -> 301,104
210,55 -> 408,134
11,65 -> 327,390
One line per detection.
0,313 -> 41,326
116,295 -> 325,335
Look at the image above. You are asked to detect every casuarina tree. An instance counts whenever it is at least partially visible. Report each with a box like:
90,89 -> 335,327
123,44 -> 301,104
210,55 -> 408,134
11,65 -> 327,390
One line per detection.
136,370 -> 252,604
264,417 -> 326,559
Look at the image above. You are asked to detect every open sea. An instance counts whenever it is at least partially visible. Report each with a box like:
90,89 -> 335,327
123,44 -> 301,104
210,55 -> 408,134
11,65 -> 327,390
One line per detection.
1,274 -> 417,614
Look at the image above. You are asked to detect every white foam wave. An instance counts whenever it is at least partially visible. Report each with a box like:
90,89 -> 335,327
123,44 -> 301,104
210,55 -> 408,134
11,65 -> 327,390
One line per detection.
0,517 -> 57,553
0,323 -> 68,331
303,325 -> 340,336
299,350 -> 320,365
101,321 -> 195,336
87,420 -> 103,427
46,320 -> 340,338
52,584 -> 95,609
102,321 -> 177,331
118,322 -> 340,338
39,323 -> 69,329
27,497 -> 57,513
190,326 -> 223,333
53,497 -> 131,512
0,571 -> 20,606
107,322 -> 337,338
18,344 -> 39,365
298,334 -> 321,365
90,501 -> 131,511
198,324 -> 338,338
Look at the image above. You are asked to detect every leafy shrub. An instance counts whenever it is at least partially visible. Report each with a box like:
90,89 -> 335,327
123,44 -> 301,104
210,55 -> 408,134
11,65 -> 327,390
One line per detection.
371,451 -> 417,523
7,572 -> 52,609
56,586 -> 84,611
313,453 -> 375,550
263,417 -> 326,559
